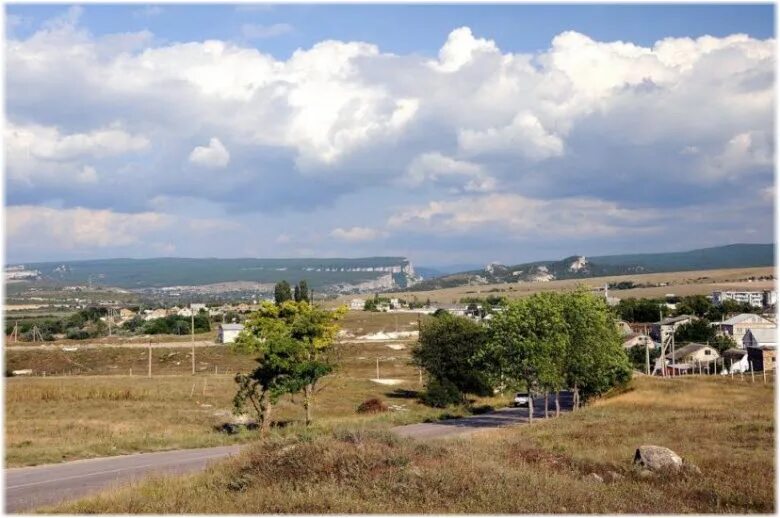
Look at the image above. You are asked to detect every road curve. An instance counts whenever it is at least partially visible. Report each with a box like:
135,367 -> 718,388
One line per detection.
391,392 -> 574,440
5,445 -> 243,513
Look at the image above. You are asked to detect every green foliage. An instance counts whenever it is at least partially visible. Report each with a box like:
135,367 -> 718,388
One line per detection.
486,293 -> 569,397
561,288 -> 632,400
614,298 -> 665,322
420,378 -> 463,408
413,313 -> 491,404
674,319 -> 716,343
294,280 -> 310,303
141,314 -> 210,335
274,281 -> 293,305
232,301 -> 346,429
626,344 -> 661,372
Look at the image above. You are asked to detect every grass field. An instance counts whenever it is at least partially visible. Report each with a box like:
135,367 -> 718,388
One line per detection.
47,375 -> 775,513
5,337 -> 506,467
346,266 -> 775,305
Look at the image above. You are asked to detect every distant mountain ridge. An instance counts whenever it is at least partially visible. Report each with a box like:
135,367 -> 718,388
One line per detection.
14,257 -> 421,294
405,244 -> 774,291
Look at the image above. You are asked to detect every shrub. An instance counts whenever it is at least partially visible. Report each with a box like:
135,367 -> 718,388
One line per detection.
421,378 -> 462,408
356,397 -> 388,414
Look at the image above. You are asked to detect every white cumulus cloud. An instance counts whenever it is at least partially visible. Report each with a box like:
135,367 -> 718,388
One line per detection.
188,138 -> 230,168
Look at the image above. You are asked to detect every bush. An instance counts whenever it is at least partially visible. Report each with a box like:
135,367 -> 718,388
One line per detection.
356,398 -> 388,414
421,378 -> 462,408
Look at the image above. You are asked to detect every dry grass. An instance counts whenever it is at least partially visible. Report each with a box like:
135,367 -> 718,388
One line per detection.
343,266 -> 776,305
46,375 -> 774,514
5,337 -> 505,467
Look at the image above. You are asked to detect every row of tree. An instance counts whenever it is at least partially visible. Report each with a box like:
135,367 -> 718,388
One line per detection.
274,280 -> 311,305
614,294 -> 763,323
413,289 -> 632,421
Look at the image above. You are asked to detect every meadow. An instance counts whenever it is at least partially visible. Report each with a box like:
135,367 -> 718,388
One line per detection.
47,375 -> 774,513
5,335 -> 504,467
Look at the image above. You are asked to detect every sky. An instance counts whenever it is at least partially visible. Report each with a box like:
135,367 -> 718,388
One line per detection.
4,3 -> 776,267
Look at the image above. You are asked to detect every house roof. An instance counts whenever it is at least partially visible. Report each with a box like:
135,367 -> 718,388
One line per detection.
722,313 -> 770,326
665,342 -> 717,361
220,323 -> 244,331
657,315 -> 693,325
722,348 -> 747,359
744,328 -> 777,345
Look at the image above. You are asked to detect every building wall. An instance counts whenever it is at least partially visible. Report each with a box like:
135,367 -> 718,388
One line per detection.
681,347 -> 718,364
747,347 -> 776,371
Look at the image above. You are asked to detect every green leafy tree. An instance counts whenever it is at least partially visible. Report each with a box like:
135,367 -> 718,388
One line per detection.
274,281 -> 293,305
232,300 -> 345,430
413,313 -> 492,406
674,319 -> 715,343
615,298 -> 665,322
675,295 -> 713,318
562,288 -> 632,407
297,280 -> 310,303
486,293 -> 568,422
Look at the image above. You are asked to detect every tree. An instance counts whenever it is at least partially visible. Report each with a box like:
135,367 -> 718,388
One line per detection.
232,300 -> 345,430
274,281 -> 292,305
674,319 -> 715,343
486,293 -> 568,423
615,298 -> 665,323
675,295 -> 713,318
296,280 -> 310,303
562,288 -> 632,407
413,313 -> 491,406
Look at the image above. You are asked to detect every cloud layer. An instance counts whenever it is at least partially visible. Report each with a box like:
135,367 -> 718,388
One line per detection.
5,8 -> 775,262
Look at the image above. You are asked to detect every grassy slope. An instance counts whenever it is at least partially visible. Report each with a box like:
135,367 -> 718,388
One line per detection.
47,376 -> 774,514
379,266 -> 775,305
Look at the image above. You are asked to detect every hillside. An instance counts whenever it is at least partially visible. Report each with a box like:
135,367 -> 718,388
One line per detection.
47,376 -> 774,513
406,244 -> 774,291
13,257 -> 421,294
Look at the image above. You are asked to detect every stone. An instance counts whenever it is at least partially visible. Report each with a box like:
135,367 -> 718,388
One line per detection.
633,445 -> 683,472
607,470 -> 625,482
587,473 -> 604,483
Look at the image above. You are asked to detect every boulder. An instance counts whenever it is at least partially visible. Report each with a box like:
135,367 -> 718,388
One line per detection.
633,445 -> 683,472
587,473 -> 604,483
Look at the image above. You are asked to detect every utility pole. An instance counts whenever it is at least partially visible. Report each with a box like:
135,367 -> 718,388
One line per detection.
148,341 -> 152,378
671,333 -> 676,377
376,357 -> 380,379
12,321 -> 18,343
645,339 -> 650,375
191,303 -> 195,376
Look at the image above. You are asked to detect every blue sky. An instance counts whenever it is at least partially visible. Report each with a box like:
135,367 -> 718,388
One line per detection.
5,4 -> 775,266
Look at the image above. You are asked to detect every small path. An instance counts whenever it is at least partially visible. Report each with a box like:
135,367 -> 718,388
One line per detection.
5,445 -> 243,513
391,392 -> 574,440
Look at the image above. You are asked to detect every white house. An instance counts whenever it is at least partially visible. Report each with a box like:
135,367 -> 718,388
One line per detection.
718,313 -> 774,347
218,323 -> 244,344
713,290 -> 775,308
622,333 -> 656,350
349,298 -> 365,310
743,328 -> 777,349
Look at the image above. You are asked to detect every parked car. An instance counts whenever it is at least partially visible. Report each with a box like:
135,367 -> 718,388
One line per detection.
512,392 -> 529,407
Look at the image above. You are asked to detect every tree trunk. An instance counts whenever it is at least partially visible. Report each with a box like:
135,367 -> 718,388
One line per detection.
573,383 -> 579,410
527,393 -> 534,424
555,391 -> 560,417
304,383 -> 313,426
544,392 -> 549,418
259,390 -> 273,435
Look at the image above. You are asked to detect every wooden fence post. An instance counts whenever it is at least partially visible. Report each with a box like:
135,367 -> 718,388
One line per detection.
750,361 -> 755,383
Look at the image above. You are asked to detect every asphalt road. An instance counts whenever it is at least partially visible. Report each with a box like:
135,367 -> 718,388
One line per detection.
6,393 -> 572,512
392,392 -> 574,440
5,445 -> 243,513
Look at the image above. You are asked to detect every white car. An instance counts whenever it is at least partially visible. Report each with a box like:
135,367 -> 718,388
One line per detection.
512,392 -> 530,407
